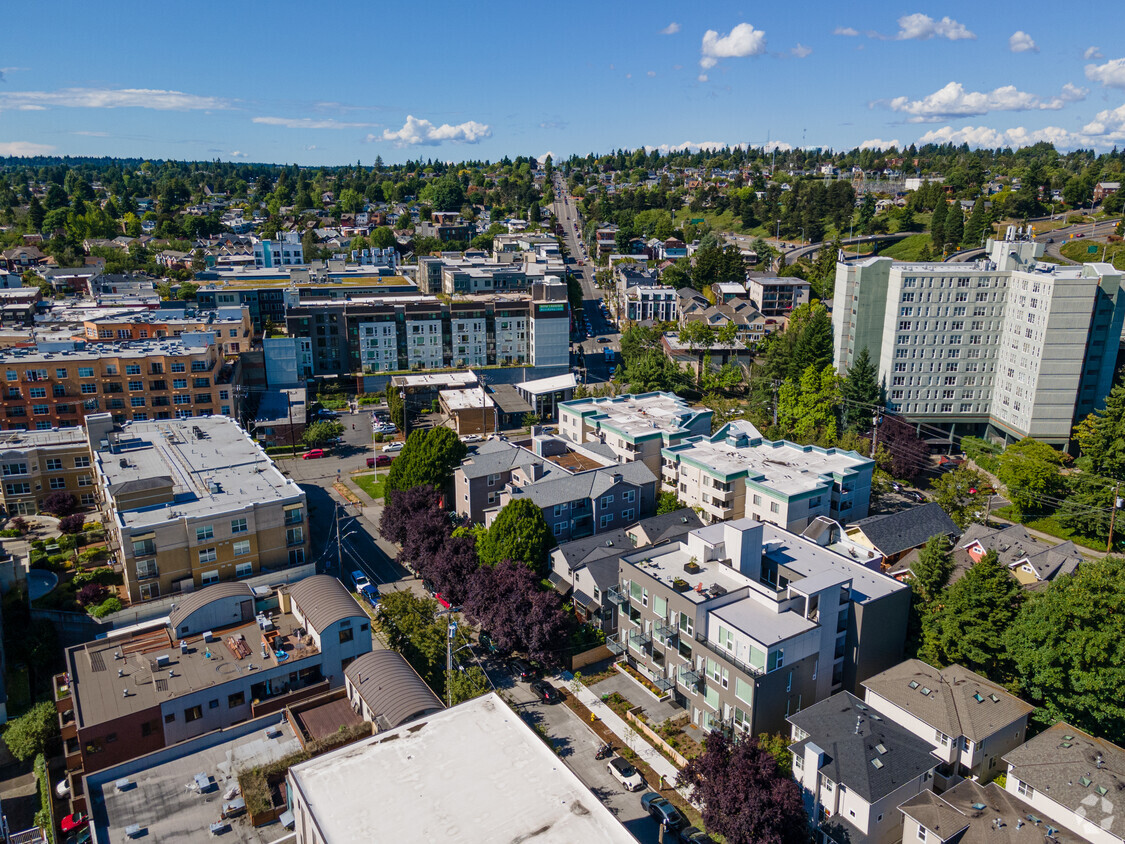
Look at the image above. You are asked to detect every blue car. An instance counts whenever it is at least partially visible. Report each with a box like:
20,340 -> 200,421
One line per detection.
351,571 -> 380,607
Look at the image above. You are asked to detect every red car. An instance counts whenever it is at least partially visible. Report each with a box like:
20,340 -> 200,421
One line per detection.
302,449 -> 325,459
61,813 -> 88,834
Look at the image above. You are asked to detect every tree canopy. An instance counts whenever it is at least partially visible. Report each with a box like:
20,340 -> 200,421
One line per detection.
384,426 -> 467,504
2,702 -> 59,762
476,498 -> 555,573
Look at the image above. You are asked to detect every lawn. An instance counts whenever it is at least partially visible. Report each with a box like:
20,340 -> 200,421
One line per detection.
1059,239 -> 1125,269
353,472 -> 387,501
880,233 -> 934,261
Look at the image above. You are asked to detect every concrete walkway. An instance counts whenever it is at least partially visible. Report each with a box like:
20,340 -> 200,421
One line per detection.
561,671 -> 689,800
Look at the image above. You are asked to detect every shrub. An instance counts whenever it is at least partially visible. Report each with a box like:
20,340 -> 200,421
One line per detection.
77,583 -> 109,607
10,516 -> 29,535
58,514 -> 85,534
78,548 -> 108,565
0,529 -> 21,538
34,753 -> 55,843
46,554 -> 68,568
74,566 -> 118,586
90,596 -> 123,618
30,539 -> 44,551
40,492 -> 78,517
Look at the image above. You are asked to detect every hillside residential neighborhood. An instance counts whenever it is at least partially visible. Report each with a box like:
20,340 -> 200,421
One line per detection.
2,15 -> 1125,841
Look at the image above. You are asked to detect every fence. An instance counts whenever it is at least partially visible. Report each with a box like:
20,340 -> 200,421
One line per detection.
569,644 -> 613,672
625,710 -> 689,768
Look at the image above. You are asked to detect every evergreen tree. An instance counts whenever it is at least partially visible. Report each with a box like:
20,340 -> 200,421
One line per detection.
28,196 -> 45,231
944,203 -> 964,249
841,347 -> 881,431
921,549 -> 1021,679
909,536 -> 953,604
963,198 -> 987,247
930,200 -> 947,249
1075,378 -> 1125,480
788,307 -> 833,379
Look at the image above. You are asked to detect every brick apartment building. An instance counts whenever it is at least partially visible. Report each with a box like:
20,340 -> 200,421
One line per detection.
0,426 -> 95,516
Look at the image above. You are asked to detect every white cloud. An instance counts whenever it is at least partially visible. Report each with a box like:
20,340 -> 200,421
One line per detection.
537,151 -> 555,164
1084,46 -> 1104,60
0,87 -> 230,111
884,81 -> 1084,122
763,141 -> 793,152
0,141 -> 56,156
860,138 -> 900,150
697,74 -> 709,82
229,150 -> 247,158
917,108 -> 1125,150
833,26 -> 860,36
71,131 -> 109,137
647,70 -> 657,77
1009,31 -> 1038,53
380,115 -> 491,147
700,22 -> 767,69
645,141 -> 732,153
252,116 -> 375,129
1086,57 -> 1125,89
661,22 -> 680,35
791,43 -> 813,58
1079,103 -> 1125,140
893,13 -> 975,41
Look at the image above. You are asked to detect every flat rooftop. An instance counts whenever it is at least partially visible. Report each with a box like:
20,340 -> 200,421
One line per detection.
441,387 -> 493,411
517,372 -> 578,394
565,391 -> 706,441
90,714 -> 302,844
0,426 -> 86,450
288,692 -> 636,843
97,416 -> 304,528
622,541 -> 759,605
761,522 -> 904,603
392,371 -> 478,389
67,605 -> 318,730
0,336 -> 216,364
667,421 -> 870,494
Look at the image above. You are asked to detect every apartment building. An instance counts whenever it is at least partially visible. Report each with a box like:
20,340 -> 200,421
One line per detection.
80,306 -> 253,357
453,437 -> 657,541
746,275 -> 811,316
625,286 -> 679,323
559,392 -> 713,475
862,659 -> 1034,785
286,282 -> 570,376
54,576 -> 371,811
661,420 -> 874,531
0,334 -> 234,431
253,234 -> 305,268
413,253 -> 556,296
1003,723 -> 1125,844
833,233 -> 1125,445
789,691 -> 940,844
88,414 -> 309,602
609,518 -> 909,737
0,427 -> 95,516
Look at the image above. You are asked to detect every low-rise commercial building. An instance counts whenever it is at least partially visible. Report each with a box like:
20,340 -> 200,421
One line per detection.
514,373 -> 577,421
88,414 -> 309,602
0,426 -> 94,516
439,387 -> 496,435
54,575 -> 371,812
0,334 -> 235,431
287,692 -> 637,844
661,420 -> 874,530
609,518 -> 909,738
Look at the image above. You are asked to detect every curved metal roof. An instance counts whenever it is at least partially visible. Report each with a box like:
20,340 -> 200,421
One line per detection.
288,575 -> 365,633
345,650 -> 443,729
168,582 -> 254,631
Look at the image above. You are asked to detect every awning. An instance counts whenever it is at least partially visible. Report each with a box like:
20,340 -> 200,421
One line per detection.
572,589 -> 596,608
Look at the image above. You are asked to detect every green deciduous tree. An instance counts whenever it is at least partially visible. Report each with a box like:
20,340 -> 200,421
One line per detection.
476,498 -> 555,573
376,591 -> 448,694
777,365 -> 840,445
1007,555 -> 1125,741
2,702 -> 59,762
994,437 -> 1067,515
656,491 -> 687,515
384,427 -> 468,504
301,420 -> 344,448
931,465 -> 991,529
447,665 -> 491,705
921,549 -> 1021,679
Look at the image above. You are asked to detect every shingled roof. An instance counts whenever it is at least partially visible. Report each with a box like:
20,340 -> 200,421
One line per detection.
862,659 -> 1034,743
850,503 -> 959,558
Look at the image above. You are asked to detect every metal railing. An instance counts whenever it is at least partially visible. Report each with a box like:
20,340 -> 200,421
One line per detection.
694,632 -> 764,677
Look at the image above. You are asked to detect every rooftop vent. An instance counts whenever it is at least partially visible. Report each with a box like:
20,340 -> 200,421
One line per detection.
155,654 -> 170,668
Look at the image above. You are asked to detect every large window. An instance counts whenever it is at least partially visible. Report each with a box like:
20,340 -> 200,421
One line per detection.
196,525 -> 214,542
233,540 -> 251,556
231,517 -> 247,534
198,548 -> 217,564
184,705 -> 203,723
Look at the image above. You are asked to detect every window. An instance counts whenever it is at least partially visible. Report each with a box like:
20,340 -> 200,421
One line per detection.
228,692 -> 245,708
128,380 -> 143,392
201,570 -> 219,585
917,825 -> 927,842
235,562 -> 253,579
49,477 -> 66,490
1016,779 -> 1034,798
233,539 -> 251,556
339,627 -> 355,644
287,527 -> 304,546
184,705 -> 203,723
4,482 -> 30,496
231,517 -> 247,534
196,525 -> 214,541
165,713 -> 176,724
198,547 -> 217,564
171,362 -> 186,372
770,502 -> 780,514
78,367 -> 94,378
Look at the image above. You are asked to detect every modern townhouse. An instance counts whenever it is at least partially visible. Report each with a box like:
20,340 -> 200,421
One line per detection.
0,334 -> 235,431
899,778 -> 1086,844
54,576 -> 371,812
789,691 -> 940,844
862,659 -> 1034,786
253,234 -> 305,268
661,420 -> 874,530
559,392 -> 712,476
88,414 -> 309,602
624,286 -> 679,323
1002,723 -> 1125,844
0,426 -> 95,516
833,232 -> 1125,446
453,436 -> 657,541
608,518 -> 910,738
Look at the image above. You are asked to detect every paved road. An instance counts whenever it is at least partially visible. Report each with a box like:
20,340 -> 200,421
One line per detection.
947,217 -> 1121,263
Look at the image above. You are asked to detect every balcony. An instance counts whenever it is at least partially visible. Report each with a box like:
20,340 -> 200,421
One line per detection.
678,665 -> 702,690
607,636 -> 627,656
654,620 -> 678,641
695,632 -> 764,677
653,675 -> 676,693
629,630 -> 651,650
607,586 -> 629,608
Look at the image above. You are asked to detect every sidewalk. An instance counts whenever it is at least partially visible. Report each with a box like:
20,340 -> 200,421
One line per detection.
560,671 -> 688,800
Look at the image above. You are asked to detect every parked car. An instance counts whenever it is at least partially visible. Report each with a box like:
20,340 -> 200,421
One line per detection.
597,336 -> 611,343
937,455 -> 964,468
381,442 -> 404,453
640,793 -> 688,830
460,434 -> 483,443
679,827 -> 715,843
907,490 -> 926,503
315,408 -> 339,420
373,422 -> 397,434
351,570 -> 372,592
358,581 -> 380,607
302,449 -> 325,459
509,657 -> 537,681
530,680 -> 562,704
60,813 -> 87,834
56,778 -> 71,798
606,756 -> 644,791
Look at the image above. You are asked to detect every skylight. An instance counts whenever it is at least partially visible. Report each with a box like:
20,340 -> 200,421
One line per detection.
920,687 -> 932,695
1080,776 -> 1092,787
1096,786 -> 1108,796
875,743 -> 888,755
970,803 -> 986,811
989,694 -> 1000,703
973,693 -> 984,703
909,681 -> 920,690
871,758 -> 884,769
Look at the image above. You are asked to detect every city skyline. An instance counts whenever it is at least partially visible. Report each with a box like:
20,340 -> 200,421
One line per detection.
1,0 -> 1123,165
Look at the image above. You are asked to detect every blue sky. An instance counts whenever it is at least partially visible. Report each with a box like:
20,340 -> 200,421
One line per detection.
2,1 -> 1123,165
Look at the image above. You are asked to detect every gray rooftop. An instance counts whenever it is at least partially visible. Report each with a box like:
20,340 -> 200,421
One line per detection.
0,335 -> 215,364
344,650 -> 443,730
510,460 -> 656,509
862,659 -> 1034,743
789,691 -> 939,803
1003,723 -> 1125,839
561,391 -> 711,443
0,426 -> 86,452
96,416 -> 304,530
849,503 -> 959,557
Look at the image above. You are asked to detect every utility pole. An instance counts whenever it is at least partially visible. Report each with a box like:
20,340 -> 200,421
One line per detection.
870,413 -> 881,459
771,379 -> 782,427
1108,481 -> 1122,553
335,502 -> 343,575
446,619 -> 457,707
